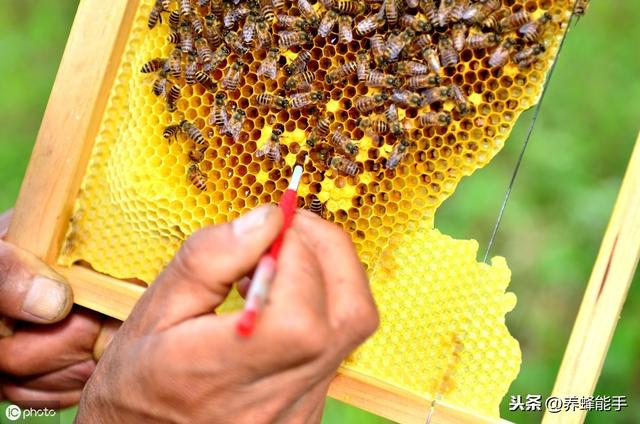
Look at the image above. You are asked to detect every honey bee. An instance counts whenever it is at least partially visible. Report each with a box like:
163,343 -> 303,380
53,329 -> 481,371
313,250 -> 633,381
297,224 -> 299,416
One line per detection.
169,10 -> 181,30
163,123 -> 181,142
513,43 -> 545,68
328,155 -> 359,175
481,7 -> 509,30
518,12 -> 552,42
297,0 -> 319,23
436,0 -> 456,27
466,32 -> 500,50
224,6 -> 249,28
195,37 -> 213,66
386,138 -> 410,169
334,1 -> 367,16
257,93 -> 289,109
148,0 -> 167,29
185,52 -> 198,84
204,14 -> 223,48
224,30 -> 250,55
338,15 -> 353,43
224,109 -> 246,142
451,22 -> 467,52
181,119 -> 207,145
498,10 -> 530,33
488,37 -> 515,68
405,0 -> 418,8
370,34 -> 387,65
355,92 -> 388,114
462,0 -> 500,24
198,0 -> 211,7
256,127 -> 284,161
278,31 -> 311,49
166,83 -> 180,112
575,0 -> 589,16
188,164 -> 208,191
409,33 -> 433,56
325,61 -> 357,84
422,86 -> 452,105
385,28 -> 415,62
243,12 -> 257,43
272,0 -> 285,8
257,47 -> 280,79
277,14 -> 309,31
255,17 -> 272,48
152,68 -> 168,96
180,21 -> 194,53
450,84 -> 470,114
396,60 -> 429,76
308,196 -> 324,217
189,146 -> 208,163
421,46 -> 442,74
191,15 -> 204,36
167,32 -> 181,44
285,70 -> 314,91
384,0 -> 399,27
419,0 -> 438,24
167,48 -> 182,78
331,129 -> 359,156
210,45 -> 230,70
438,35 -> 458,67
285,50 -> 311,75
400,14 -> 431,33
319,0 -> 335,9
355,14 -> 383,36
180,0 -> 193,16
195,70 -> 215,90
208,92 -> 229,127
312,115 -> 333,137
221,59 -> 244,90
391,88 -> 424,108
289,91 -> 324,110
366,70 -> 403,89
306,132 -> 322,147
385,104 -> 404,137
259,0 -> 275,23
141,57 -> 166,73
211,0 -> 224,19
357,116 -> 389,135
417,111 -> 451,127
406,74 -> 440,89
356,50 -> 370,82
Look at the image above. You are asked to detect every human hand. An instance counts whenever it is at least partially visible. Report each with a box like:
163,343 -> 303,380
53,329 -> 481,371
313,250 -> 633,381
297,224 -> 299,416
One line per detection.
76,205 -> 378,423
0,209 -> 114,407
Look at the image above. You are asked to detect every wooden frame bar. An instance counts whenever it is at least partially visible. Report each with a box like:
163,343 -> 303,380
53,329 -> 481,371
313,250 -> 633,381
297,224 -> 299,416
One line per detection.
543,134 -> 640,423
5,1 -> 639,423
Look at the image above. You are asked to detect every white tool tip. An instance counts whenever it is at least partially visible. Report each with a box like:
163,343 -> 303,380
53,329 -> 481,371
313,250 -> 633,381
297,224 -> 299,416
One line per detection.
289,165 -> 303,191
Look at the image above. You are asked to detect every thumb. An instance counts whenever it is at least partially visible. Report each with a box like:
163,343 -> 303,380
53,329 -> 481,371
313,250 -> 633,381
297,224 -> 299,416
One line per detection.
137,204 -> 283,330
0,240 -> 73,324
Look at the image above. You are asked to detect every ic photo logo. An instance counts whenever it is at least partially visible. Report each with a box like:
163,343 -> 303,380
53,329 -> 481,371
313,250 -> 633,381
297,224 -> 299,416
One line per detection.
5,404 -> 21,421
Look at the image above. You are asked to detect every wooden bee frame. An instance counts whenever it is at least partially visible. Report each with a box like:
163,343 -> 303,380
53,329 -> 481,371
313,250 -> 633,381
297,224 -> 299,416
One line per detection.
6,1 -> 640,423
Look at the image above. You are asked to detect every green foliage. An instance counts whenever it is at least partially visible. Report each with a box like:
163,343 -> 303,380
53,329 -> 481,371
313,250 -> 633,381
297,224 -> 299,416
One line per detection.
0,1 -> 638,423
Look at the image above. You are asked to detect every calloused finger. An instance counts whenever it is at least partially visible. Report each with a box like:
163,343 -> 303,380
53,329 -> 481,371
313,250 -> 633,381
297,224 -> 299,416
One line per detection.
2,385 -> 82,409
12,359 -> 95,392
0,308 -> 101,376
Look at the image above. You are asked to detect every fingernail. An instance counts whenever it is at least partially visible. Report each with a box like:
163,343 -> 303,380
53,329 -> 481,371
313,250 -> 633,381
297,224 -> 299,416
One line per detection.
22,276 -> 69,321
233,205 -> 275,235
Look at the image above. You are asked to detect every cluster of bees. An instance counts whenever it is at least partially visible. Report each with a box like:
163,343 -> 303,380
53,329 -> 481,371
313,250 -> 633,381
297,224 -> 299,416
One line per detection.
140,0 -> 586,199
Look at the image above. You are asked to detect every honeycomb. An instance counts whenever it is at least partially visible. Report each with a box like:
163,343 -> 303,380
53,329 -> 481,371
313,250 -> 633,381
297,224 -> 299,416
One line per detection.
57,0 -> 575,418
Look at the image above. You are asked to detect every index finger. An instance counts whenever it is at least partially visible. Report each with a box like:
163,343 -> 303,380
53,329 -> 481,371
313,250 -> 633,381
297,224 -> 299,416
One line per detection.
289,210 -> 379,350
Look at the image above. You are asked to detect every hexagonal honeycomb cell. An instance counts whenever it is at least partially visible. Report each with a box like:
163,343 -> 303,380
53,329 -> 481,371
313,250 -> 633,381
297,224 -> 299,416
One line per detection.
58,0 -> 575,417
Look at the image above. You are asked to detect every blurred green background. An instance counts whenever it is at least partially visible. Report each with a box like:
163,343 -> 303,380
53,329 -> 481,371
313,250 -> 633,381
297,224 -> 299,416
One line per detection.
0,1 -> 638,423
